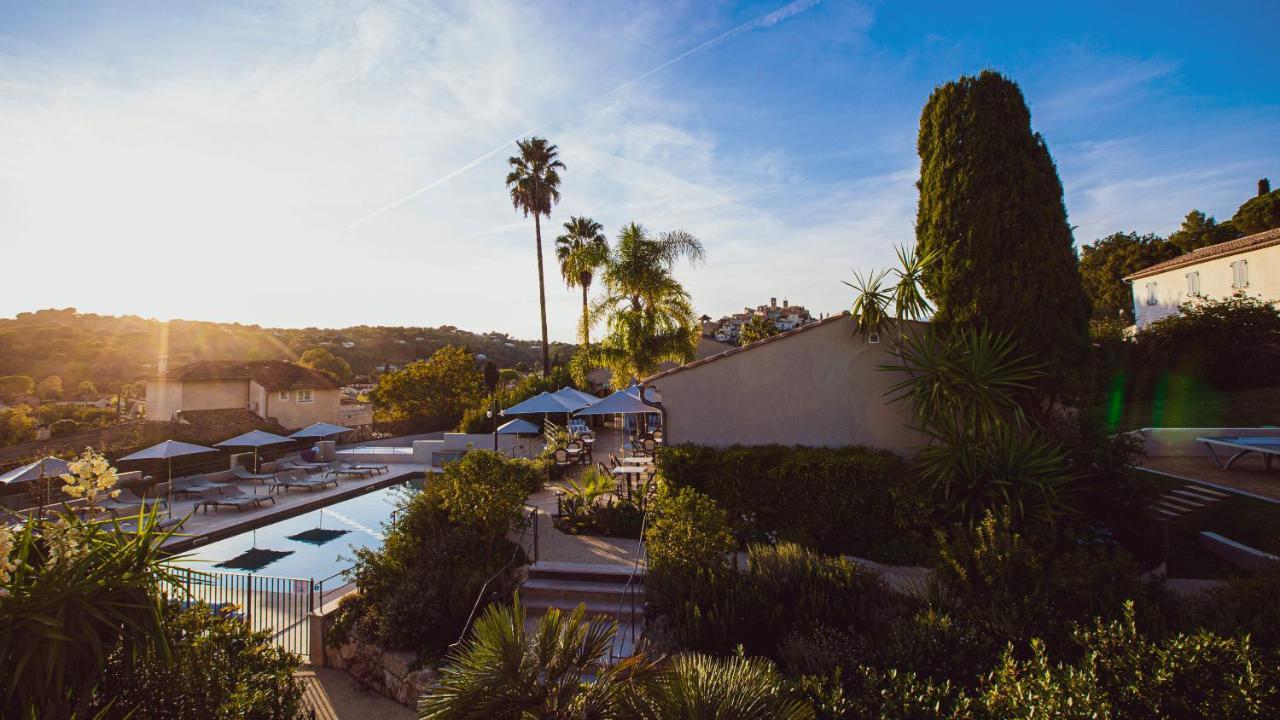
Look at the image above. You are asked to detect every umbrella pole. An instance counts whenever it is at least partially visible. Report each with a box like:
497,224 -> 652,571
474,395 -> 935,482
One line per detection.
168,458 -> 174,518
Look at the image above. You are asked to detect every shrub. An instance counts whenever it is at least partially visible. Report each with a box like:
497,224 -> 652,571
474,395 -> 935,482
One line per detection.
49,418 -> 80,437
1195,564 -> 1280,653
1127,293 -> 1280,396
555,467 -> 645,537
96,603 -> 303,719
338,450 -> 535,653
658,444 -> 932,563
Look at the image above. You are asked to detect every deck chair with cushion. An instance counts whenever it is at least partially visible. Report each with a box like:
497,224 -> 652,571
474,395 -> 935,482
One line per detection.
198,486 -> 275,513
324,462 -> 375,479
267,469 -> 339,493
277,458 -> 329,474
232,466 -> 277,484
169,475 -> 223,498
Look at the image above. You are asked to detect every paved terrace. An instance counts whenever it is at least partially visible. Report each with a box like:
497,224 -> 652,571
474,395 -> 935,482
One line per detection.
1140,455 -> 1280,503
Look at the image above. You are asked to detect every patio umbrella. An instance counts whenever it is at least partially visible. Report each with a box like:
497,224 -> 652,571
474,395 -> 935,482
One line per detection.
215,430 -> 294,472
289,422 -> 354,440
118,440 -> 219,509
550,386 -> 599,411
497,418 -> 540,434
503,391 -> 577,416
572,385 -> 661,416
1,457 -> 73,516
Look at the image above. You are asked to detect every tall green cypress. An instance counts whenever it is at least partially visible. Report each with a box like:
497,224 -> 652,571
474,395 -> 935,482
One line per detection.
915,70 -> 1089,390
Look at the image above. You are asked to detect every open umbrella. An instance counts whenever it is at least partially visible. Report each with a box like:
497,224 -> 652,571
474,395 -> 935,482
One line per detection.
503,391 -> 577,416
550,387 -> 598,412
497,418 -> 541,458
289,422 -> 354,440
573,385 -> 661,416
1,457 -> 73,517
118,440 -> 219,509
215,430 -> 294,472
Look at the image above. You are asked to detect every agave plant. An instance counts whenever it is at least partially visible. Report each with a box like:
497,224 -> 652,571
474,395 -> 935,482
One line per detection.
418,596 -> 656,720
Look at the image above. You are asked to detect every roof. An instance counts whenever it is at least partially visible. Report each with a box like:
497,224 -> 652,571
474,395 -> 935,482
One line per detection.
154,360 -> 341,391
1124,227 -> 1280,281
641,311 -> 854,383
174,408 -> 287,438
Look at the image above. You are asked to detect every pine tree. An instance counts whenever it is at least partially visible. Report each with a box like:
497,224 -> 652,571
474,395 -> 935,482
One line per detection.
915,70 -> 1089,391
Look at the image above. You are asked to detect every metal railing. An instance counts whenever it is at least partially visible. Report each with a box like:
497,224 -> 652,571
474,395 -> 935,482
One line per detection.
611,509 -> 649,663
169,566 -> 317,658
452,503 -> 540,647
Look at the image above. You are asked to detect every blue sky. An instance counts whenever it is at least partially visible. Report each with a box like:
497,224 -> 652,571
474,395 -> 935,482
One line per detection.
1,0 -> 1276,340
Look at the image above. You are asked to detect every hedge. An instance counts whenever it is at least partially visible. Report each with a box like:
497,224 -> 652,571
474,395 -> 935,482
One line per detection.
657,444 -> 933,563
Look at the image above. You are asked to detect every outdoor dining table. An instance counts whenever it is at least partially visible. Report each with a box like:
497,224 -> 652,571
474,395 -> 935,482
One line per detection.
611,464 -> 649,500
620,456 -> 652,465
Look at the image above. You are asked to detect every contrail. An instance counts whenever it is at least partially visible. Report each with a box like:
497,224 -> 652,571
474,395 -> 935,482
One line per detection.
337,0 -> 823,236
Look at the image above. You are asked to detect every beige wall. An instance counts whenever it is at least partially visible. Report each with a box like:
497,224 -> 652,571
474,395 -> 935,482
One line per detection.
647,318 -> 928,452
1132,243 -> 1280,328
145,378 -> 247,421
260,381 -> 341,431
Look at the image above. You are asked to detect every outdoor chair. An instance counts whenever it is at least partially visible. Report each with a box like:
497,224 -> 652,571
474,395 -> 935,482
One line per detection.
199,486 -> 274,513
652,429 -> 663,444
267,469 -> 339,493
169,475 -> 222,498
347,462 -> 389,474
642,438 -> 657,455
325,463 -> 374,479
554,449 -> 572,467
97,496 -> 166,517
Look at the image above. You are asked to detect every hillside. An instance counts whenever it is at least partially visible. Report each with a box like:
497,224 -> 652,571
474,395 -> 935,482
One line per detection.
0,308 -> 576,395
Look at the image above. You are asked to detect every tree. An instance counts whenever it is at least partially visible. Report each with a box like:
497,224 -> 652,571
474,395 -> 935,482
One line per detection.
1231,182 -> 1280,235
368,346 -> 482,431
1168,209 -> 1242,253
77,380 -> 97,400
555,216 -> 610,345
506,137 -> 565,378
0,406 -> 37,446
915,70 -> 1089,392
739,314 -> 780,345
1078,232 -> 1179,321
0,375 -> 34,398
573,223 -> 705,387
37,375 -> 63,400
298,347 -> 354,385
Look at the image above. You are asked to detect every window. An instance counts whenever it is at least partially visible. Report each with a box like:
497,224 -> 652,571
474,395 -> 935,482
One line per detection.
1232,259 -> 1249,288
278,390 -> 289,401
1186,271 -> 1200,296
297,389 -> 314,404
1145,282 -> 1158,305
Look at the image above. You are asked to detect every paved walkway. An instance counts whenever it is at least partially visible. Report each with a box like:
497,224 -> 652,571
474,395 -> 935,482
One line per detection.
1140,456 -> 1280,503
526,484 -> 640,566
299,668 -> 415,720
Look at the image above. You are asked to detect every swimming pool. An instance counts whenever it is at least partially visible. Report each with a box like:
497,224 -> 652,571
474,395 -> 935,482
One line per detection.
176,478 -> 422,581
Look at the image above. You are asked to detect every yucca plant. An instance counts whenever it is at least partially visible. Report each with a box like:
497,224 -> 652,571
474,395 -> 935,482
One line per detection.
891,244 -> 937,321
844,268 -> 892,337
418,596 -> 657,720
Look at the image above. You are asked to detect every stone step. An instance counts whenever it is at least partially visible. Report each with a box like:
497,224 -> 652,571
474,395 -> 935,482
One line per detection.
521,594 -> 638,618
527,560 -> 642,584
522,577 -> 643,605
1171,488 -> 1224,505
1185,484 -> 1230,499
1159,494 -> 1207,511
1151,505 -> 1183,519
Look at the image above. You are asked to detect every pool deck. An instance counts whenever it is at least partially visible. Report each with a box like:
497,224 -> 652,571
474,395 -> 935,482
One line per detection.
162,464 -> 437,555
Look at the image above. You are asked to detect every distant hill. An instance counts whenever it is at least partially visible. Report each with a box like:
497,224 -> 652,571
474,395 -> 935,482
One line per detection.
0,308 -> 577,394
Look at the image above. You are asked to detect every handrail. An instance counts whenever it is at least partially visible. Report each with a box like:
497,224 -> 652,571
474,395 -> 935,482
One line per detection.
611,508 -> 649,663
452,503 -> 539,647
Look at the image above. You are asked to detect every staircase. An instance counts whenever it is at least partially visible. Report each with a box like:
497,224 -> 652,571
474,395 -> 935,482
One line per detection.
520,561 -> 645,660
1151,483 -> 1229,520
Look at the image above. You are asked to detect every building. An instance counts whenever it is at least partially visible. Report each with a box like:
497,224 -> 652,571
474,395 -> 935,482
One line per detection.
1126,227 -> 1280,329
144,359 -> 360,431
644,313 -> 926,451
709,297 -> 815,343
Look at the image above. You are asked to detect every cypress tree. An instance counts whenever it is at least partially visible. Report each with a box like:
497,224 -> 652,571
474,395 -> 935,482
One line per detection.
915,70 -> 1089,390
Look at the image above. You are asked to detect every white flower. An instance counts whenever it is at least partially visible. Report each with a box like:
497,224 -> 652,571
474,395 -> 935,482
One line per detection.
59,448 -> 121,511
0,525 -> 16,586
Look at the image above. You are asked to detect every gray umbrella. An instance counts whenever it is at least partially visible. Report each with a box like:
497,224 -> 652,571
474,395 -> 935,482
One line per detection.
1,457 -> 73,516
118,440 -> 220,509
215,430 -> 294,472
289,422 -> 354,440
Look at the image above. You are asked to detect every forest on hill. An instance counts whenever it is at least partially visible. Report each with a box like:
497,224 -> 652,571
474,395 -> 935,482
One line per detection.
0,308 -> 576,396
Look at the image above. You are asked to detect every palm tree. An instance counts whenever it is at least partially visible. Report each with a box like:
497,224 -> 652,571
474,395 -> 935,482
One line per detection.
573,223 -> 705,386
554,216 -> 609,345
622,654 -> 814,720
418,596 -> 656,720
506,137 -> 565,377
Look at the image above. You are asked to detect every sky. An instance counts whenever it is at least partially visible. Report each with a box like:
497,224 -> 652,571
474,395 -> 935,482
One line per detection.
1,0 -> 1277,341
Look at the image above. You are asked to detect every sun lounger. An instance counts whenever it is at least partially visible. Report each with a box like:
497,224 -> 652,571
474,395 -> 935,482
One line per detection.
232,467 -> 277,484
169,475 -> 223,498
266,469 -> 339,493
1197,436 -> 1280,471
347,463 -> 389,474
325,463 -> 374,479
115,515 -> 186,533
277,458 -> 329,473
98,496 -> 167,516
198,486 -> 275,513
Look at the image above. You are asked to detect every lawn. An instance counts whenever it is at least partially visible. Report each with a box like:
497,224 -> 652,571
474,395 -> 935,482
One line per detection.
1103,381 -> 1280,431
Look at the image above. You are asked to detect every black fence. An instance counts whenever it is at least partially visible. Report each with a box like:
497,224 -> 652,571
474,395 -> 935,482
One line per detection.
169,566 -> 321,659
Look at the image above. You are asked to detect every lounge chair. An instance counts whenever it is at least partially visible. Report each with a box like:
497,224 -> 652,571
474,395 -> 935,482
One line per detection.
266,469 -> 339,493
198,486 -> 275,513
232,467 -> 277,484
169,475 -> 223,498
98,496 -> 166,517
325,463 -> 374,479
347,463 -> 389,474
115,515 -> 186,533
277,458 -> 328,474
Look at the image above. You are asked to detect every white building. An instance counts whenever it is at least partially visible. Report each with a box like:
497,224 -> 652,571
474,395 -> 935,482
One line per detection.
1126,227 -> 1280,329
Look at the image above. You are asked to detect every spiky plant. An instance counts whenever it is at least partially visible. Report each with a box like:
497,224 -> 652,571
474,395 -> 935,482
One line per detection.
843,268 -> 892,337
891,244 -> 937,321
620,653 -> 814,720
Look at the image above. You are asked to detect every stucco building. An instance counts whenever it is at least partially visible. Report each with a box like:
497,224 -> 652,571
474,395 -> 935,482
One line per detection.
145,360 -> 348,431
1126,227 -> 1280,329
643,313 -> 927,451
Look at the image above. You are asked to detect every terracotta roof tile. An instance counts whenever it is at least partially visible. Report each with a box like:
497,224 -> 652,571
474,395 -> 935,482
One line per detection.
1124,227 -> 1280,281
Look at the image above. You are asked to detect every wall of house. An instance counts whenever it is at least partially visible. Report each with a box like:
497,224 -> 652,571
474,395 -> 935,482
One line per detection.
647,318 -> 929,452
1132,244 -> 1280,328
259,381 -> 341,431
145,378 -> 248,421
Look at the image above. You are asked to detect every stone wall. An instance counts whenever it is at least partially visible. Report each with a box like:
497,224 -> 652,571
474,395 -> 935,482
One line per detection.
322,624 -> 438,708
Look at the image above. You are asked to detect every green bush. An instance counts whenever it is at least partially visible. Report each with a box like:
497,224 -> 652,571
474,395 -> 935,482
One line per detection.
658,444 -> 933,563
1126,293 -> 1280,396
1195,564 -> 1280,653
337,450 -> 536,653
96,602 -> 303,719
456,365 -> 575,434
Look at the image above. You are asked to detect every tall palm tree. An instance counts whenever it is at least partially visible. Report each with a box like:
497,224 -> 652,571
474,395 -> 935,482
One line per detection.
573,223 -> 705,386
554,216 -> 609,346
506,137 -> 565,377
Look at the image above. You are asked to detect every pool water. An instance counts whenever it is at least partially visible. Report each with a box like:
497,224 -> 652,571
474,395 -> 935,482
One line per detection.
177,479 -> 422,580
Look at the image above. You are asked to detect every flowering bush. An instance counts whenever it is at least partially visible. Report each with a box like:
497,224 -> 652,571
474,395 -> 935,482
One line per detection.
59,447 -> 120,509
